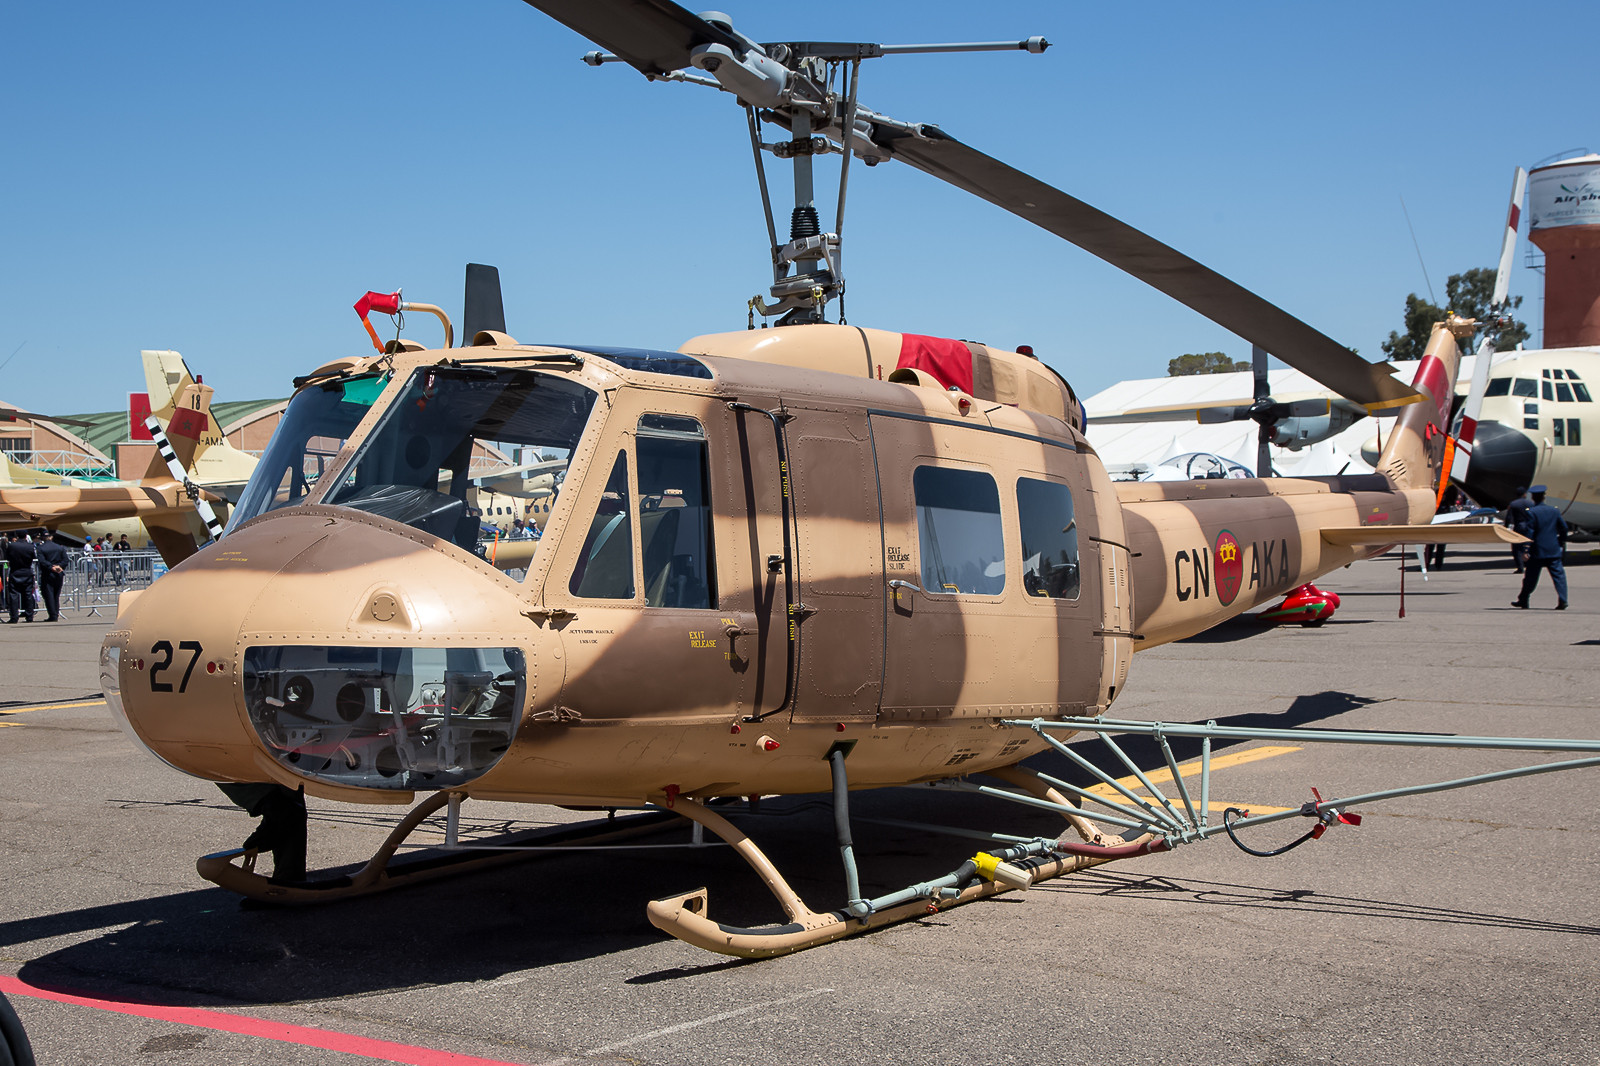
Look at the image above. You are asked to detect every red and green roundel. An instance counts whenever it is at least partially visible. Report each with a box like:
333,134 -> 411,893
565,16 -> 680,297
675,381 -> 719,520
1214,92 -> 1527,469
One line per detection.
1215,529 -> 1244,606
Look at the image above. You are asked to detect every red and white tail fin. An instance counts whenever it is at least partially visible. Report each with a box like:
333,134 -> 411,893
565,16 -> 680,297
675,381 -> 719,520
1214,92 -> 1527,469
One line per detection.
1451,165 -> 1527,484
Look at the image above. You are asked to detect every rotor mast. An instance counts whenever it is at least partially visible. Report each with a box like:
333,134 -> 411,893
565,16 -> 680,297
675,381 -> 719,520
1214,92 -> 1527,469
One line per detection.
582,17 -> 1049,326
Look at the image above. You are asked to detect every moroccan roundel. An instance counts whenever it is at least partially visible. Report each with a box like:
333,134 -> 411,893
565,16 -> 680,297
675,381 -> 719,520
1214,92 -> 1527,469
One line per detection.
1214,529 -> 1243,606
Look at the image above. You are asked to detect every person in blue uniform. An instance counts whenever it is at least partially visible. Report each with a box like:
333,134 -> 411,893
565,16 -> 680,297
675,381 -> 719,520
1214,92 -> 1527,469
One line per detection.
34,532 -> 71,622
1504,486 -> 1532,573
1511,486 -> 1568,610
2,531 -> 37,623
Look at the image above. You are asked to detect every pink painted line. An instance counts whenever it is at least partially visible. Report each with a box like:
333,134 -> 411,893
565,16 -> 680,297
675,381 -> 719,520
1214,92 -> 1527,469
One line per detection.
0,975 -> 535,1066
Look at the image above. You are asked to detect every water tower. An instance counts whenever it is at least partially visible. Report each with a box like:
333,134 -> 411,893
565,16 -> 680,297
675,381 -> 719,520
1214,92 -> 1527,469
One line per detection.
1528,153 -> 1600,347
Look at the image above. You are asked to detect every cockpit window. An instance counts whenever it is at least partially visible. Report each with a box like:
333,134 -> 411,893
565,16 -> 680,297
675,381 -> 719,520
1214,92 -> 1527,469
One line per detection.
1512,378 -> 1538,398
322,367 -> 597,570
1484,377 -> 1511,397
228,373 -> 388,531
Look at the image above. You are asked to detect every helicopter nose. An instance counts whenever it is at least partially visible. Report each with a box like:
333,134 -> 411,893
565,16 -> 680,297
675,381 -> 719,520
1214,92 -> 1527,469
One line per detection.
103,510 -> 532,797
1461,421 -> 1538,509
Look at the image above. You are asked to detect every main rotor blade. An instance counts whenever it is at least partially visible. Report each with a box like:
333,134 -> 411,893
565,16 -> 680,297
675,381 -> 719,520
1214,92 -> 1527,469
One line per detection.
1251,344 -> 1269,403
519,0 -> 744,76
874,126 -> 1420,411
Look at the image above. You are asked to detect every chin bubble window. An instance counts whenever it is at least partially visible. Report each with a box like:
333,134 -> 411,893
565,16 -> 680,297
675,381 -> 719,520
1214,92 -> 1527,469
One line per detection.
242,646 -> 525,790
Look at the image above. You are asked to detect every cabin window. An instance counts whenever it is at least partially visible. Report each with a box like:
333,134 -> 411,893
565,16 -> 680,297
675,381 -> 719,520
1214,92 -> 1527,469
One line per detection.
569,451 -> 635,599
635,414 -> 716,609
914,466 -> 1005,596
1484,377 -> 1511,397
1554,420 -> 1566,446
1512,378 -> 1538,398
1016,478 -> 1080,600
1557,382 -> 1574,403
1568,419 -> 1582,446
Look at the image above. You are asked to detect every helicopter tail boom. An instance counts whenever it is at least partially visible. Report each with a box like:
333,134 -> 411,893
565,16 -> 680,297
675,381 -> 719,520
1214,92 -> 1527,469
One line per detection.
1374,318 -> 1472,498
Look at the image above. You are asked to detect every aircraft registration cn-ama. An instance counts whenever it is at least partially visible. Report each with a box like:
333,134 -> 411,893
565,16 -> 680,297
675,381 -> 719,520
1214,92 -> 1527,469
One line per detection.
99,2 -> 1599,958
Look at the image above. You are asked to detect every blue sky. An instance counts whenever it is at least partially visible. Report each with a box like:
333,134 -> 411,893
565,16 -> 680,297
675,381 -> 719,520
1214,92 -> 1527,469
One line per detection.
3,1 -> 1593,417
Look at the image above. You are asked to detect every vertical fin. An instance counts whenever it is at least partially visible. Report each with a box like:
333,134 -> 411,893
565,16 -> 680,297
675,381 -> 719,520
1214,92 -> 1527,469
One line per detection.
142,395 -> 225,543
1376,319 -> 1472,495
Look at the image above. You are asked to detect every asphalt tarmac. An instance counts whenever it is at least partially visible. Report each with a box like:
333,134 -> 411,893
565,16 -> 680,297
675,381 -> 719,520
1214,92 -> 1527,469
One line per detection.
2,547 -> 1596,1066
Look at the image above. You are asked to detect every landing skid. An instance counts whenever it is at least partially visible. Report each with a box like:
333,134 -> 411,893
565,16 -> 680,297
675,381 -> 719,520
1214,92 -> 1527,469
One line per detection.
650,719 -> 1600,958
199,719 -> 1600,958
646,780 -> 1153,958
197,791 -> 677,905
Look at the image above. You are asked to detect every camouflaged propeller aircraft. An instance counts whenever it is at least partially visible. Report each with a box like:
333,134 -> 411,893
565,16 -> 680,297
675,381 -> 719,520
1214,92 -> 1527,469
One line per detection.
0,372 -> 230,558
99,2 -> 1600,958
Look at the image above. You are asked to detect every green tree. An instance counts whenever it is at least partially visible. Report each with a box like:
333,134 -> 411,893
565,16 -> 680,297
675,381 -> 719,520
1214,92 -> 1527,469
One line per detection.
1380,294 -> 1449,361
1445,267 -> 1530,350
1382,267 -> 1529,360
1168,351 -> 1250,376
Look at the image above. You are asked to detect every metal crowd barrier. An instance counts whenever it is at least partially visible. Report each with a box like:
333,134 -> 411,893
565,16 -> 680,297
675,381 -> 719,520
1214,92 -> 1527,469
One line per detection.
61,549 -> 166,617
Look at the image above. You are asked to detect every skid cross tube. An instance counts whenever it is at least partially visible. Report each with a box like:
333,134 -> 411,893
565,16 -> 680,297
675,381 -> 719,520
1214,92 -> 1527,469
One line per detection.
999,717 -> 1600,849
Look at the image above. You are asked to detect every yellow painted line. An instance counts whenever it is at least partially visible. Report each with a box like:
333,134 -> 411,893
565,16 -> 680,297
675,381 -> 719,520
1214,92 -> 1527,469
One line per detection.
0,698 -> 107,716
1084,744 -> 1302,816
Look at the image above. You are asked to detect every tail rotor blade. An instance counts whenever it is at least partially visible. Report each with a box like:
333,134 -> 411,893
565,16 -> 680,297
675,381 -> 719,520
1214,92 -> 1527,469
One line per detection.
463,263 -> 506,344
1456,166 -> 1527,481
1492,167 -> 1528,307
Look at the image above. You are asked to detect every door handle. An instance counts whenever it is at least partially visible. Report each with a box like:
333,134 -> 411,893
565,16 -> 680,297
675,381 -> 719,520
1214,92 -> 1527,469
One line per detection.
888,579 -> 925,608
724,623 -> 759,658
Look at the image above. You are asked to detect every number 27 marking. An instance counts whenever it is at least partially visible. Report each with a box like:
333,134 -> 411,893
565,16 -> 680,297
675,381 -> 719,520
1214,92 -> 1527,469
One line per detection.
150,640 -> 204,693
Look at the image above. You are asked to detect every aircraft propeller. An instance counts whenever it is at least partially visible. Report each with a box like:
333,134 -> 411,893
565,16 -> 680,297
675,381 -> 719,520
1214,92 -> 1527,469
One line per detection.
1194,346 -> 1331,476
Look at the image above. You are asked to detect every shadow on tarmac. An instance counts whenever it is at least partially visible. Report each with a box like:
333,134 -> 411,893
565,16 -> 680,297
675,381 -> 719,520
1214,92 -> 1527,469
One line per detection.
1177,617 -> 1379,644
4,691 -> 1415,1006
1039,869 -> 1600,936
7,785 -> 1073,1006
1021,690 -> 1394,789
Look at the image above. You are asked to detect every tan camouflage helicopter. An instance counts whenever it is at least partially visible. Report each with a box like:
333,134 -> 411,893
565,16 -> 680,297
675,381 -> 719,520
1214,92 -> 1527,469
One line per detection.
101,1 -> 1600,958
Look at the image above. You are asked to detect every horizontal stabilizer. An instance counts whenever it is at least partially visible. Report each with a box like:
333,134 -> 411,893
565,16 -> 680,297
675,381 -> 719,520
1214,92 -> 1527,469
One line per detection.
1320,524 -> 1525,546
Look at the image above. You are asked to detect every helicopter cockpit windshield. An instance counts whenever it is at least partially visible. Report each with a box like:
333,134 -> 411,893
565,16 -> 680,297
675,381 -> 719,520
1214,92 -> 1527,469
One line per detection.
228,372 -> 390,530
321,367 -> 597,562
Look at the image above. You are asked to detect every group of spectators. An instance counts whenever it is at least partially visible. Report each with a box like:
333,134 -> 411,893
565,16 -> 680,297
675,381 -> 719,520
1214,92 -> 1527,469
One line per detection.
1,530 -> 133,623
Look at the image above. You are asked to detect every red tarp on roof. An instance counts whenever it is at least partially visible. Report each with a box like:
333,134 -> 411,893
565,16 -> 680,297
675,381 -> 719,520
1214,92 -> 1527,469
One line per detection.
896,334 -> 972,393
